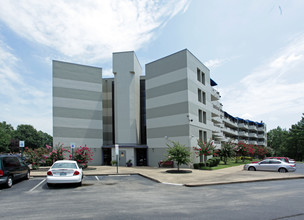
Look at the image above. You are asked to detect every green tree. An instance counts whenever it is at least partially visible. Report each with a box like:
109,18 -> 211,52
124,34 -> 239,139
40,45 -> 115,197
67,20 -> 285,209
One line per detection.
0,121 -> 14,153
286,114 -> 304,161
221,142 -> 234,165
14,124 -> 52,149
166,141 -> 191,171
267,127 -> 288,156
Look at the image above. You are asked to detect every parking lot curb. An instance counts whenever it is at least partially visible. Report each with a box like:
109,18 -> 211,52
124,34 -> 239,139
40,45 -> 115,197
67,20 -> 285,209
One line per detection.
184,176 -> 304,187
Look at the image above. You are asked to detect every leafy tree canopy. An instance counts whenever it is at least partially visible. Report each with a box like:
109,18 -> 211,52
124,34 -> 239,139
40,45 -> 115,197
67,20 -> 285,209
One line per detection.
166,141 -> 191,171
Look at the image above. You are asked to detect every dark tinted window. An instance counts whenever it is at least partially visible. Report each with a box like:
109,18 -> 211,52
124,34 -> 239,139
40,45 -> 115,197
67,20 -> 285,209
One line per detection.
271,161 -> 281,164
0,158 -> 2,170
3,157 -> 20,168
52,163 -> 77,169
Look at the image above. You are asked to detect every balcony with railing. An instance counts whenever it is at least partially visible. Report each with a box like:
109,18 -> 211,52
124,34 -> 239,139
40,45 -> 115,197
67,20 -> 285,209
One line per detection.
249,140 -> 258,145
223,117 -> 238,128
212,116 -> 222,123
211,88 -> 220,101
248,125 -> 258,131
248,133 -> 258,138
257,126 -> 265,132
258,141 -> 266,146
223,127 -> 238,136
238,123 -> 248,129
238,131 -> 249,137
212,107 -> 221,117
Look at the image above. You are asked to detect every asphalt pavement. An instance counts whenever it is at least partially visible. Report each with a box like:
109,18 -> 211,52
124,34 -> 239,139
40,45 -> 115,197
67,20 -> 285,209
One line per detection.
31,163 -> 304,187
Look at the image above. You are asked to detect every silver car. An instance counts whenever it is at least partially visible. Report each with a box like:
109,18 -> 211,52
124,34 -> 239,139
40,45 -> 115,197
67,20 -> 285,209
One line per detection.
244,159 -> 296,173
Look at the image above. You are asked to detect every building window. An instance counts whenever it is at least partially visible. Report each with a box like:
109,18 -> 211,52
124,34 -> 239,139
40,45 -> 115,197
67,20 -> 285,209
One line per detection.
203,131 -> 207,143
199,130 -> 203,141
198,109 -> 202,123
202,91 -> 206,104
203,111 -> 207,124
198,89 -> 202,102
201,72 -> 205,85
197,68 -> 201,82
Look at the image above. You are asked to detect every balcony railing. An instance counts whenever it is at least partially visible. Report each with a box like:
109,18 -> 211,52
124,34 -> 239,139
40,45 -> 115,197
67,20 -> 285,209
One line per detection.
223,127 -> 238,136
257,127 -> 265,132
211,88 -> 220,101
248,125 -> 258,131
258,141 -> 266,146
238,131 -> 248,137
248,133 -> 258,138
238,123 -> 248,129
223,117 -> 238,128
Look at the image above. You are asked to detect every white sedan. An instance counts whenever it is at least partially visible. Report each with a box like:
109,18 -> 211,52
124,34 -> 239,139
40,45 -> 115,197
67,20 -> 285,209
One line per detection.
46,160 -> 83,187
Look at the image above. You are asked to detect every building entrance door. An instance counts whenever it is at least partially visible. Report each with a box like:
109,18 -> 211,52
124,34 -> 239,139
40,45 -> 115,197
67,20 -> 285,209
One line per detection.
136,148 -> 147,166
103,148 -> 112,165
119,150 -> 126,166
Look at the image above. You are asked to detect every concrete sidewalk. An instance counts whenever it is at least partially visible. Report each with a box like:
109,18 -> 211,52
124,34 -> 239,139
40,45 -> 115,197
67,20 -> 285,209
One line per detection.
30,165 -> 304,187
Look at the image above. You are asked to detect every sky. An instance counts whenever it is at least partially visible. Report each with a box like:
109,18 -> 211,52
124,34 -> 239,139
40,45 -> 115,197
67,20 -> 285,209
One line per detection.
0,0 -> 304,135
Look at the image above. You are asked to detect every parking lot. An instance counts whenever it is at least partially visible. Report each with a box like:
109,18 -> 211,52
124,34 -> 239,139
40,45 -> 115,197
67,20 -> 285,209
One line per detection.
1,171 -> 304,220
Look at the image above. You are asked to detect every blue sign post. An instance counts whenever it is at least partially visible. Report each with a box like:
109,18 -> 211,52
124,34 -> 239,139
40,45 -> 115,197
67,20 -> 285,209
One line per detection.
19,141 -> 25,160
70,143 -> 76,160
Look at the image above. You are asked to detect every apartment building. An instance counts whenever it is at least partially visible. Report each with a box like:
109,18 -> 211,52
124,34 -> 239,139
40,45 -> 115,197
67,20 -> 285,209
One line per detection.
52,49 -> 267,166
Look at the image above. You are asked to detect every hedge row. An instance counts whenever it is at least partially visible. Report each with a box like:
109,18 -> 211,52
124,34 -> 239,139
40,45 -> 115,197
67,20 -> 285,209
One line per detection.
193,157 -> 221,169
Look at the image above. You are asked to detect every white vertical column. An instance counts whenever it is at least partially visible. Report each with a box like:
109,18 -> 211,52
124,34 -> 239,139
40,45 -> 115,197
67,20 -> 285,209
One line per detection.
113,51 -> 142,145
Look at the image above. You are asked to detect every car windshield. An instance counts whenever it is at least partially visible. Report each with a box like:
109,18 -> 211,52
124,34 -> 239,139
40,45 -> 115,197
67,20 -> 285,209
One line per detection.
52,163 -> 77,169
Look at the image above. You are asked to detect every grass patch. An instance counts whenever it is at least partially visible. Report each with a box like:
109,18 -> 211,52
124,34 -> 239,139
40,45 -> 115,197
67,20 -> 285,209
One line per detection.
200,158 -> 260,170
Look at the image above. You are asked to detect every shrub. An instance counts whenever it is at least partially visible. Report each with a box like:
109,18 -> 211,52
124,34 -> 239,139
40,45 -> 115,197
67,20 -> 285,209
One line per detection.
24,147 -> 49,169
166,141 -> 191,171
71,145 -> 93,168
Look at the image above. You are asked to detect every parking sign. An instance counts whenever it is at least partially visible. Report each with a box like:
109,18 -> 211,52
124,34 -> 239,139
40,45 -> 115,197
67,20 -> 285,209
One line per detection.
19,141 -> 25,148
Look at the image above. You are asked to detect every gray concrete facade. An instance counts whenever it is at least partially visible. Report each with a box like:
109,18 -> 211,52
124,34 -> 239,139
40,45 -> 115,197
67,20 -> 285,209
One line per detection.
53,61 -> 103,165
52,49 -> 267,167
146,49 -> 214,166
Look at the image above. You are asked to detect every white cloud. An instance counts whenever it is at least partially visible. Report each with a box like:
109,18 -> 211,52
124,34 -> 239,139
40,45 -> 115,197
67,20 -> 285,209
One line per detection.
0,0 -> 190,63
0,40 -> 52,133
221,34 -> 304,129
204,57 -> 237,69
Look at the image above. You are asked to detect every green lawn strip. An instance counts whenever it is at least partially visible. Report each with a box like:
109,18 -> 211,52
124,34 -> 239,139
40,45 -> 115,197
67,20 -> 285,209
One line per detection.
200,159 -> 260,170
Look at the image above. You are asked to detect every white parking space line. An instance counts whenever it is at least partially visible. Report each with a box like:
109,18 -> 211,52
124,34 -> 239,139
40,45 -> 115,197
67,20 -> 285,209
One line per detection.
29,179 -> 46,192
162,182 -> 184,186
95,176 -> 100,181
108,175 -> 131,177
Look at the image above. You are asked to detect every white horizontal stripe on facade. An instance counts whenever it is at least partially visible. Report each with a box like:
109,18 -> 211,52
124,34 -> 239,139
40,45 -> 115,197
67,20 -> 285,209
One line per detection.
147,114 -> 189,129
53,117 -> 102,129
53,77 -> 102,92
53,137 -> 102,148
146,90 -> 188,109
146,68 -> 188,90
147,136 -> 191,149
53,97 -> 102,110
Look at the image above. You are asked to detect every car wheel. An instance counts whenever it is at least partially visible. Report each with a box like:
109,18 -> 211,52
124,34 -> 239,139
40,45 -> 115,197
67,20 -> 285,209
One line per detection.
6,176 -> 13,188
248,166 -> 256,171
78,181 -> 82,187
47,183 -> 53,188
25,171 -> 30,180
279,168 -> 287,173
